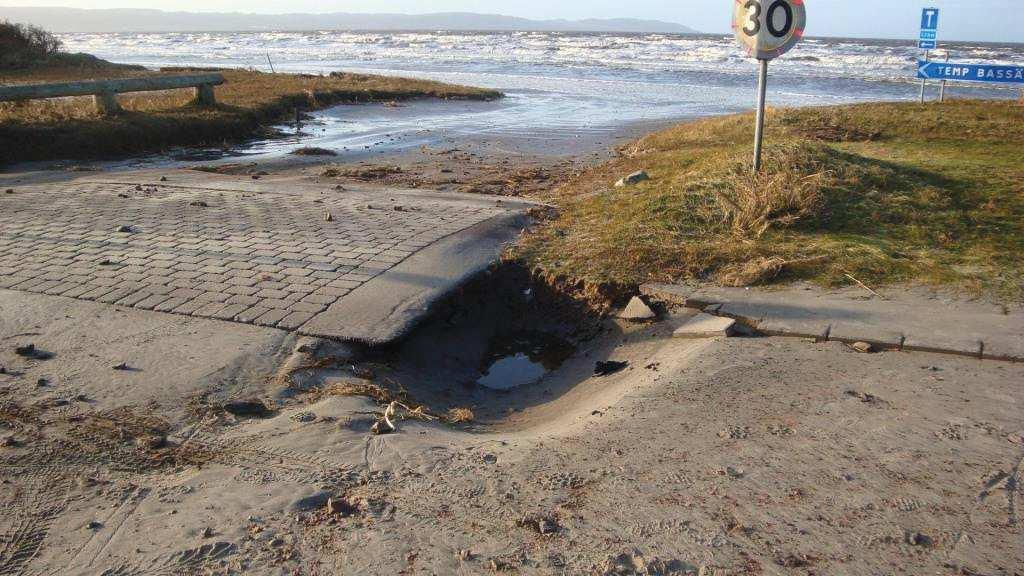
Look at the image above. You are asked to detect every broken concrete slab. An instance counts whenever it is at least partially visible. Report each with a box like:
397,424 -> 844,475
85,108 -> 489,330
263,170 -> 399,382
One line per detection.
673,313 -> 736,339
617,297 -> 656,321
299,213 -> 531,345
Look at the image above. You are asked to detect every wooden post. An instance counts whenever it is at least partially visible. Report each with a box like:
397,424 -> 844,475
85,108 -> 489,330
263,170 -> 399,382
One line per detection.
194,83 -> 217,107
93,91 -> 122,116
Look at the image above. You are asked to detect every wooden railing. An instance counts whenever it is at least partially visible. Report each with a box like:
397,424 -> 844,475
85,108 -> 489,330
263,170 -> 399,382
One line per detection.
0,73 -> 226,115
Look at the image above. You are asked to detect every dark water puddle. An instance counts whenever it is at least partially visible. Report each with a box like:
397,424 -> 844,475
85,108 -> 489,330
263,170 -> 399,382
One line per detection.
477,331 -> 575,391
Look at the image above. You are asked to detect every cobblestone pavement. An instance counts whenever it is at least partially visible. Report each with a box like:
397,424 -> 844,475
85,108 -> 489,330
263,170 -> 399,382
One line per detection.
0,181 -> 508,331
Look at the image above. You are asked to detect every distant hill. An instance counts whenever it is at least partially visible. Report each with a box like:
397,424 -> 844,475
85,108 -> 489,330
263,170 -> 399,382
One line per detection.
0,7 -> 700,34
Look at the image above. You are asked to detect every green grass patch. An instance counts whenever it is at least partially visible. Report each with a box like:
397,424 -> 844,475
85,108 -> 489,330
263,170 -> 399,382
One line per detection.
515,100 -> 1024,301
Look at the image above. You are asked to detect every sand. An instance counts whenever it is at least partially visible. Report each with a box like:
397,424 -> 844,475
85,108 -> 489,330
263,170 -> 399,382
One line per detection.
2,283 -> 1022,575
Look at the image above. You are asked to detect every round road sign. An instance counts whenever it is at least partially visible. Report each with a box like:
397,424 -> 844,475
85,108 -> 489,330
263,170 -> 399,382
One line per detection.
733,0 -> 807,60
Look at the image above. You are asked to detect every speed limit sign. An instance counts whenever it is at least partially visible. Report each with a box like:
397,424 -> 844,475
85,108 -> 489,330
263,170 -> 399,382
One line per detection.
733,0 -> 806,60
732,0 -> 807,172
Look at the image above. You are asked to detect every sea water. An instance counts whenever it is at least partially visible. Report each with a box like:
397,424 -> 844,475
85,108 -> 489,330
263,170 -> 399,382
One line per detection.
59,31 -> 1024,159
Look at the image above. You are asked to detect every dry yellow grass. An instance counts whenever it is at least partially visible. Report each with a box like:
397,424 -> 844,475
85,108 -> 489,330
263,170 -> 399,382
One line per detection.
515,100 -> 1024,300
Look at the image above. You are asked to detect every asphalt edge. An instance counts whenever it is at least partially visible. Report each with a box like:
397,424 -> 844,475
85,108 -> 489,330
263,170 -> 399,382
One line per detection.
298,212 -> 531,346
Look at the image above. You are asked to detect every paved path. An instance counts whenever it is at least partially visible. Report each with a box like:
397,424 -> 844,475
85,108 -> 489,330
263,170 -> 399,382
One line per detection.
0,173 -> 531,343
642,283 -> 1024,362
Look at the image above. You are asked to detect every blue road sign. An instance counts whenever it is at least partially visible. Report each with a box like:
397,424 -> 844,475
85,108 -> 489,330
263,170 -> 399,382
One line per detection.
919,30 -> 936,40
918,40 -> 937,50
917,61 -> 1024,84
920,8 -> 940,31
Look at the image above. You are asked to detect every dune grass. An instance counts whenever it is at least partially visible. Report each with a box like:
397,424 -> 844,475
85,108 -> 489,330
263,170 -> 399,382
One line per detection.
0,67 -> 501,164
514,100 -> 1024,301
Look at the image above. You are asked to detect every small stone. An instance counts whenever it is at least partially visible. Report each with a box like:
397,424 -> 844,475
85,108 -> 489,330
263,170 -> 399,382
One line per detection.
673,313 -> 736,339
326,496 -> 356,516
201,526 -> 215,538
617,296 -> 656,321
291,412 -> 316,423
851,341 -> 876,353
325,211 -> 334,222
189,201 -> 209,208
614,170 -> 650,187
159,176 -> 168,182
594,360 -> 628,377
1,435 -> 17,447
4,189 -> 13,194
115,225 -> 134,233
86,520 -> 103,530
112,363 -> 129,371
36,378 -> 48,387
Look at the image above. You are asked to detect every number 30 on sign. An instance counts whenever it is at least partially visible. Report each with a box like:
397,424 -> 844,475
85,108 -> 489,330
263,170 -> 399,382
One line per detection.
733,0 -> 807,61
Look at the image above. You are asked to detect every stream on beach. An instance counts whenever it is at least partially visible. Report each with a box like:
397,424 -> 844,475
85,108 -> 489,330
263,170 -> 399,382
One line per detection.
60,31 -> 1024,161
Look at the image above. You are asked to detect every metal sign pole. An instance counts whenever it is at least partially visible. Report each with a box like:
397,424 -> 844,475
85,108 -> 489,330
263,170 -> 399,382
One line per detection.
919,50 -> 930,103
753,58 -> 768,173
939,52 -> 949,102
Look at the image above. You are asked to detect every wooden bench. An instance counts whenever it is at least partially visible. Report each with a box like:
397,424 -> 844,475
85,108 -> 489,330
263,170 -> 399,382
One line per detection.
0,73 -> 226,116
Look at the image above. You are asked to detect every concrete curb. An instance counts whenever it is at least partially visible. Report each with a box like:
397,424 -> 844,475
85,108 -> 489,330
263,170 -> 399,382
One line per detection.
641,283 -> 1023,363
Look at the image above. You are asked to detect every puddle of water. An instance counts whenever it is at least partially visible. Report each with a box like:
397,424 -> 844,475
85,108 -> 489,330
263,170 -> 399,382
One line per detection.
477,331 -> 575,391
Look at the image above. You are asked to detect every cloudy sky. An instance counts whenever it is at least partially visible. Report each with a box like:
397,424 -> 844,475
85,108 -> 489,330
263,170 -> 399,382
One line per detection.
0,0 -> 1017,41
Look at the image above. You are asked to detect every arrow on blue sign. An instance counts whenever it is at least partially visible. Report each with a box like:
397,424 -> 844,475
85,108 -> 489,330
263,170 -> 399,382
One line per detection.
918,40 -> 937,50
917,61 -> 1024,84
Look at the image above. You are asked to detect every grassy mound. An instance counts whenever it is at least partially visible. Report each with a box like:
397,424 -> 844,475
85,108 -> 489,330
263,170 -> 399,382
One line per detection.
0,68 -> 501,165
515,100 -> 1024,300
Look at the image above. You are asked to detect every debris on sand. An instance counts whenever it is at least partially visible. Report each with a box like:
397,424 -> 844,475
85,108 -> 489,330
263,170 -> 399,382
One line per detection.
290,147 -> 338,157
594,360 -> 628,377
15,344 -> 54,360
516,513 -> 559,535
596,549 -> 690,575
115,225 -> 135,233
617,297 -> 657,322
112,362 -> 130,371
222,399 -> 272,418
188,201 -> 209,208
445,407 -> 475,424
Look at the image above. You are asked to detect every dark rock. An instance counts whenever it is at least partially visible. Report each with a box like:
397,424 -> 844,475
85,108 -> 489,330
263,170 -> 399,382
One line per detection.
159,176 -> 168,182
222,399 -> 271,418
112,363 -> 130,371
594,360 -> 628,377
86,520 -> 103,530
115,225 -> 134,233
15,344 -> 54,360
189,201 -> 209,208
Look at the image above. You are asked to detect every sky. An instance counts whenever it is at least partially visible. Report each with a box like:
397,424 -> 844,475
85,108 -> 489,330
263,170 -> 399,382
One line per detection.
1,1 -> 1018,42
